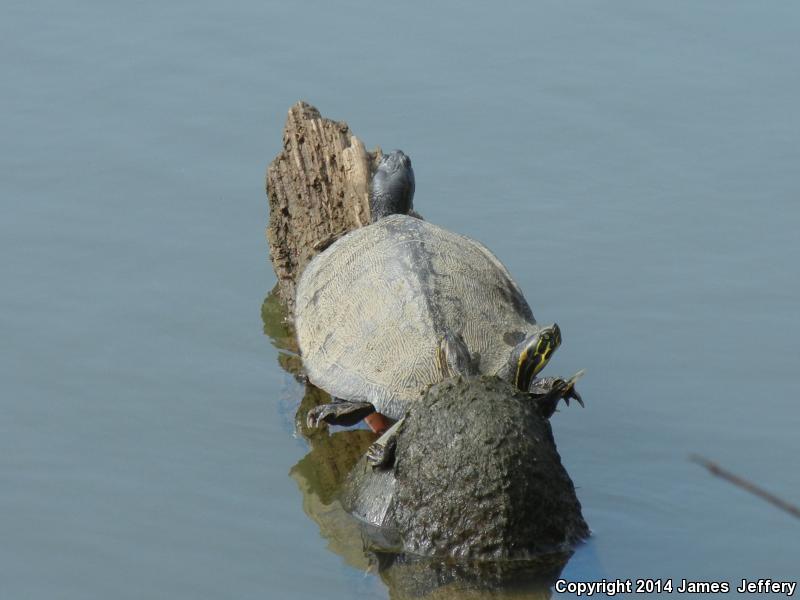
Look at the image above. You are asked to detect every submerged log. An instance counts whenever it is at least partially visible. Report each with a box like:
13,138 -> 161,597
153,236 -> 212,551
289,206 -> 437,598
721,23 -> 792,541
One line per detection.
265,101 -> 382,312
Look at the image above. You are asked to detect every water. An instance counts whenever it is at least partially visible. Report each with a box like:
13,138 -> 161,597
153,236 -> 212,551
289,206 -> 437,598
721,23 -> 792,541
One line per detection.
2,1 -> 798,598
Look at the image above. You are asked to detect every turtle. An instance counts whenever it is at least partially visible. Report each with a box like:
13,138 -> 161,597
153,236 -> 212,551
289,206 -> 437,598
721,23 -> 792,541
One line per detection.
295,150 -> 583,447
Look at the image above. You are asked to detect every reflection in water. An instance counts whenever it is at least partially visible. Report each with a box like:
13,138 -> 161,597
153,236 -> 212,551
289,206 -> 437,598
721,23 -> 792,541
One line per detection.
291,428 -> 378,571
262,288 -> 569,598
261,287 -> 303,380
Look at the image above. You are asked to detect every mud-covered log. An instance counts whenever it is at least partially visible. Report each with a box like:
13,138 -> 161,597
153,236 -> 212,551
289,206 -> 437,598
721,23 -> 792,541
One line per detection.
266,101 -> 382,311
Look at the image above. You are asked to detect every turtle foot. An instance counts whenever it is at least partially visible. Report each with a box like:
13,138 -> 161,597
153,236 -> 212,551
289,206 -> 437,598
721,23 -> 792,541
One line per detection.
529,370 -> 586,419
366,418 -> 404,470
367,438 -> 397,470
306,400 -> 376,428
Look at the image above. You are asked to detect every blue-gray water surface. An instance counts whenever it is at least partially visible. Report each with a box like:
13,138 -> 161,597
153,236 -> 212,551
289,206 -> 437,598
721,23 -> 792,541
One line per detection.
2,1 -> 798,598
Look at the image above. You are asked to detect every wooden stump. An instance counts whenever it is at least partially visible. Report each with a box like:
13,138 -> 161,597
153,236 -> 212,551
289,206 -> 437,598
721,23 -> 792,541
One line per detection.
265,101 -> 382,312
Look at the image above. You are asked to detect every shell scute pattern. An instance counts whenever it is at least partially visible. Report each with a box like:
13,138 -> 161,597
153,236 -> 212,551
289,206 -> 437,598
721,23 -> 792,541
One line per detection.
295,215 -> 538,418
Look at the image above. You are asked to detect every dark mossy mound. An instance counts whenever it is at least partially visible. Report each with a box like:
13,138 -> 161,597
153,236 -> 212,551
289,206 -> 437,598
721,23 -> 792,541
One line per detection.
343,376 -> 588,560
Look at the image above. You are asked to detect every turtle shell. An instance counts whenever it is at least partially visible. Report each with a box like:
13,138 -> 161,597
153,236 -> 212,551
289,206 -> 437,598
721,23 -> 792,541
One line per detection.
295,214 -> 539,419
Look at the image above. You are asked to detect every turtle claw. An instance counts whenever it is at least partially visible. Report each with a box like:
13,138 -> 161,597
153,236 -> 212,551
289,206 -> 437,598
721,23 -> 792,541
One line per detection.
367,437 -> 397,470
562,369 -> 585,408
559,383 -> 584,408
366,418 -> 404,470
567,387 -> 584,408
560,386 -> 583,408
306,405 -> 328,429
529,370 -> 586,418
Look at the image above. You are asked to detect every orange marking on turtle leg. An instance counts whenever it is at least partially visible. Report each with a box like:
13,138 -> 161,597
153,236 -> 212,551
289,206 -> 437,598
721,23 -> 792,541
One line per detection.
364,412 -> 394,435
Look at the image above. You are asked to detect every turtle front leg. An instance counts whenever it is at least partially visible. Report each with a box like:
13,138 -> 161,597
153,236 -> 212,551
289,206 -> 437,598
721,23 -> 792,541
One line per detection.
366,418 -> 405,470
306,398 -> 377,428
529,370 -> 585,419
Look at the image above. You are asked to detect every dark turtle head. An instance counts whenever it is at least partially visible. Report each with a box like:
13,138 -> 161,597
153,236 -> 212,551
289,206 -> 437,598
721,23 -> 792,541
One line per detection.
370,150 -> 415,222
511,324 -> 562,391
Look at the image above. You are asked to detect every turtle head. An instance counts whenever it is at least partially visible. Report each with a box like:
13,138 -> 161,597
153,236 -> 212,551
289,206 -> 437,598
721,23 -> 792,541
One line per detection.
511,324 -> 561,391
370,150 -> 415,222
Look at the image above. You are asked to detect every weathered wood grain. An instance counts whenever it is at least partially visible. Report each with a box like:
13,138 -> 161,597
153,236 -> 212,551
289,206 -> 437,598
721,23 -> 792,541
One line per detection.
266,101 -> 381,311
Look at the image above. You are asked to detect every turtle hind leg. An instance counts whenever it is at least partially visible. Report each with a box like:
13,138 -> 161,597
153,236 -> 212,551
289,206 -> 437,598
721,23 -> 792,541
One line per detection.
367,418 -> 405,470
306,398 -> 376,428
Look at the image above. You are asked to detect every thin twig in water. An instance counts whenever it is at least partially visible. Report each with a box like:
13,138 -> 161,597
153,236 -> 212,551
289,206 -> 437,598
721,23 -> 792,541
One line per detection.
690,454 -> 800,520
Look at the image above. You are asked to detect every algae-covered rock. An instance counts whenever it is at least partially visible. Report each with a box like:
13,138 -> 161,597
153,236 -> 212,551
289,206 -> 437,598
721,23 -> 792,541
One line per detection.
343,376 -> 588,560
